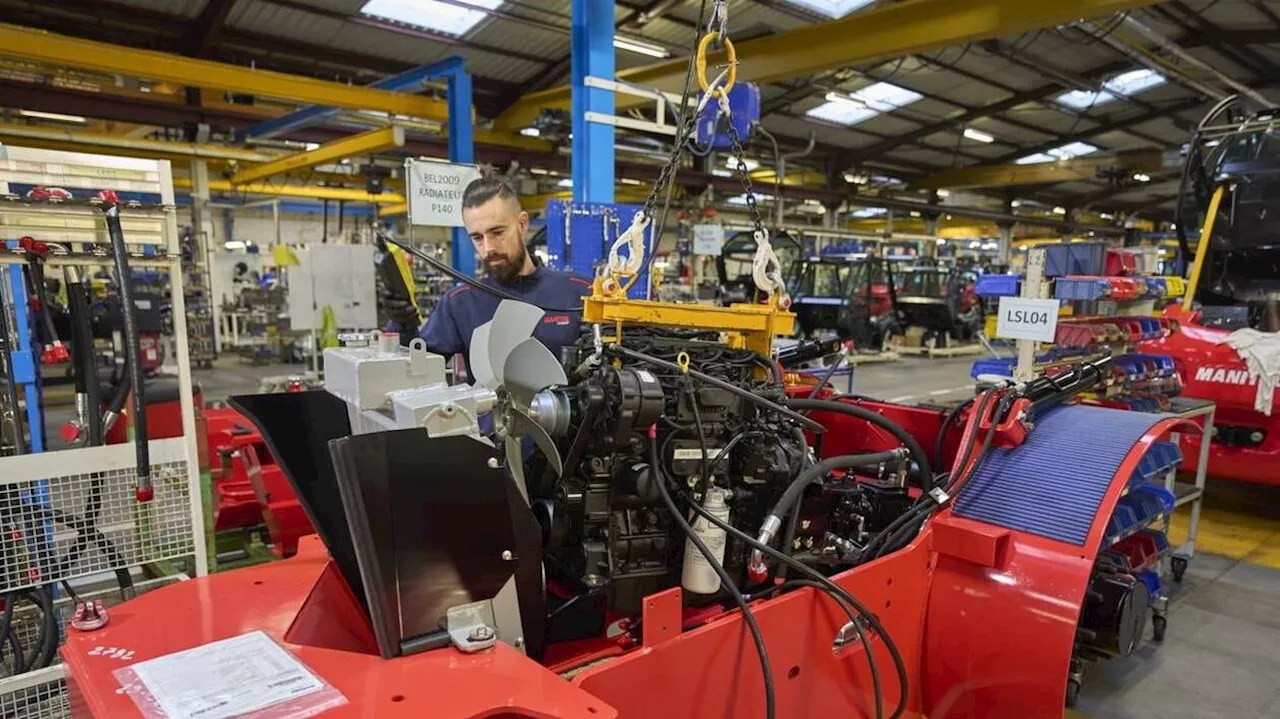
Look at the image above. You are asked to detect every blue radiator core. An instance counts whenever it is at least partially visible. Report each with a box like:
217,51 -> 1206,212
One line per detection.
953,405 -> 1174,546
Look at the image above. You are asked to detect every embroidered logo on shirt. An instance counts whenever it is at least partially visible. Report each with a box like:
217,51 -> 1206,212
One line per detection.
543,314 -> 571,326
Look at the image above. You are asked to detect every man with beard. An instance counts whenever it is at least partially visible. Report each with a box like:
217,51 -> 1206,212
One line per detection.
385,175 -> 592,366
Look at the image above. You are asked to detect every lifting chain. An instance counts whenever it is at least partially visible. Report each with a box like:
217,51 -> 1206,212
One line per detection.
607,0 -> 786,304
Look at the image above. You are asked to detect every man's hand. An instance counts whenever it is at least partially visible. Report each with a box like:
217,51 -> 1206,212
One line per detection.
380,288 -> 420,329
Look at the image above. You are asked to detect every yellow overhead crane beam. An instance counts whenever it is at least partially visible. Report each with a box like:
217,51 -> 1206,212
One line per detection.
173,177 -> 405,205
230,127 -> 406,185
495,0 -> 1163,131
0,122 -> 277,164
916,150 -> 1180,190
0,24 -> 452,122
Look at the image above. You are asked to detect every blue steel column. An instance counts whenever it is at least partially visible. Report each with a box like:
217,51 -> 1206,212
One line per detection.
571,0 -> 615,204
5,265 -> 42,452
432,58 -> 477,274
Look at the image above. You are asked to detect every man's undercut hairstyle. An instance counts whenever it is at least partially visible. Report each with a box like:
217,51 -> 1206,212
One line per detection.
462,175 -> 521,211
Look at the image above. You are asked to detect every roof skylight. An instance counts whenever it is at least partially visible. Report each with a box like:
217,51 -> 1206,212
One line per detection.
782,0 -> 876,18
805,82 -> 923,127
360,0 -> 502,36
1015,142 -> 1100,165
1055,69 -> 1166,109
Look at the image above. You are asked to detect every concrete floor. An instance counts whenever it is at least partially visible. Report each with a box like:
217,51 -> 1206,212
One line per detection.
49,351 -> 1280,717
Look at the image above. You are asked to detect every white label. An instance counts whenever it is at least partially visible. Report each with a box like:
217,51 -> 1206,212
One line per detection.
407,159 -> 482,227
996,296 -> 1060,342
692,224 -> 726,256
126,631 -> 324,719
673,447 -> 723,460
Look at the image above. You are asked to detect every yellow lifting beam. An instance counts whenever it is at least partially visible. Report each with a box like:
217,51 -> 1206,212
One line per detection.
916,150 -> 1178,190
495,0 -> 1163,131
230,127 -> 406,185
1182,184 -> 1225,311
173,177 -> 406,205
0,25 -> 452,122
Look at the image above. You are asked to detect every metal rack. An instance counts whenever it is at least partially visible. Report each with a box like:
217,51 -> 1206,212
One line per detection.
0,146 -> 206,705
1163,396 -> 1215,579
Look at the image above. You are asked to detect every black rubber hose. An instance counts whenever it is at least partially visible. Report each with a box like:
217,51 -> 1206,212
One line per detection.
770,451 -> 905,527
785,398 -> 932,485
0,285 -> 26,454
102,202 -> 150,499
650,434 -> 776,719
680,490 -> 907,719
933,398 -> 974,473
65,271 -> 103,446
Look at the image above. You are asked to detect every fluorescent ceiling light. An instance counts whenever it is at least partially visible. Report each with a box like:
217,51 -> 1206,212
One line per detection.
520,127 -> 541,138
1052,206 -> 1066,215
614,36 -> 670,58
556,178 -> 573,188
360,0 -> 501,36
850,207 -> 886,218
1011,200 -> 1022,208
805,82 -> 923,127
711,168 -> 733,177
935,238 -> 947,245
1132,172 -> 1151,182
728,194 -> 749,206
1015,141 -> 1099,165
304,142 -> 321,151
843,172 -> 868,184
1056,68 -> 1166,109
19,109 -> 86,123
620,178 -> 643,186
909,211 -> 921,218
782,0 -> 875,18
962,127 -> 994,143
1100,212 -> 1114,220
530,167 -> 549,175
936,189 -> 951,198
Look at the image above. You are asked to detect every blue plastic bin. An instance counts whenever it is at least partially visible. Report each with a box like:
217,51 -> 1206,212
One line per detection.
976,274 -> 1021,297
1044,242 -> 1108,277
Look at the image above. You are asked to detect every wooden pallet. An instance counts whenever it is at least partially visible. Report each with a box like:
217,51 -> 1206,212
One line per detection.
847,350 -> 900,365
887,339 -> 985,358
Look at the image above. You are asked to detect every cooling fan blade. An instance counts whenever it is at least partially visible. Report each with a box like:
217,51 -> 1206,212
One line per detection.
469,323 -> 496,390
487,300 -> 543,387
508,407 -> 564,477
503,337 -> 567,409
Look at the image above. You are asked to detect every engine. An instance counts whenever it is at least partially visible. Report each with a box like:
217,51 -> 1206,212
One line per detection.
519,326 -> 911,643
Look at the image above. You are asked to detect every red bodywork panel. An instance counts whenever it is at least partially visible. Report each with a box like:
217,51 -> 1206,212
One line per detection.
205,407 -> 315,557
1138,307 -> 1280,485
63,396 -> 1185,718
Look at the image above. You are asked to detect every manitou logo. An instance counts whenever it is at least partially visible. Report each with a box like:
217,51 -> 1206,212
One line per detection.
1193,366 -> 1258,385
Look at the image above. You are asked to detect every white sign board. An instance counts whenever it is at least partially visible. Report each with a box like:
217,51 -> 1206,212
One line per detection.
996,297 -> 1060,342
692,224 -> 725,256
406,159 -> 482,227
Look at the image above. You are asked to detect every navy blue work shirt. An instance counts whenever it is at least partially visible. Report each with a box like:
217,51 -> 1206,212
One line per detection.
408,267 -> 594,369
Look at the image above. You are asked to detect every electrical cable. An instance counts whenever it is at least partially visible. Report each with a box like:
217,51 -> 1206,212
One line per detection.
784,398 -> 932,486
679,489 -> 907,719
650,432 -> 776,719
611,345 -> 824,431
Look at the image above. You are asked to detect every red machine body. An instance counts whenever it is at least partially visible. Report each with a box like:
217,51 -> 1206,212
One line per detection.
205,407 -> 315,558
61,392 -> 1191,719
1138,306 -> 1280,485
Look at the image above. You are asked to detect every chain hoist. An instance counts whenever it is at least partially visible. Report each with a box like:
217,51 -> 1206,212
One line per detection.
605,0 -> 788,306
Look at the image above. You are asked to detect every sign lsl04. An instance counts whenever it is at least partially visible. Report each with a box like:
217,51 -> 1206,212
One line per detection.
406,159 -> 482,227
996,296 -> 1060,342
